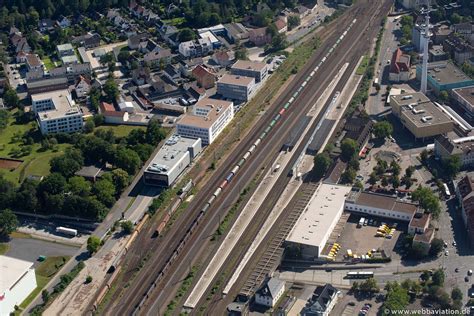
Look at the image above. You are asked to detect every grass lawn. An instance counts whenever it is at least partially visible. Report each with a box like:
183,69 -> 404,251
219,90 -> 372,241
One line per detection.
162,17 -> 185,27
18,256 -> 70,311
42,56 -> 55,71
0,243 -> 9,255
0,111 -> 71,184
95,124 -> 146,138
356,55 -> 370,75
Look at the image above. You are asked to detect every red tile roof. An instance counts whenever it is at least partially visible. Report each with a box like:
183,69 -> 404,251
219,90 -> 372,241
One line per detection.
390,48 -> 410,74
192,65 -> 214,79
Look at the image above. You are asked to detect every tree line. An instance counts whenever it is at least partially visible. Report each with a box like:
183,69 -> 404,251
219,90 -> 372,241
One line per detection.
0,121 -> 166,221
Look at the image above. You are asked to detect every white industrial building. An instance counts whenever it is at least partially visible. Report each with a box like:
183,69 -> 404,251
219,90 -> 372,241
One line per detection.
344,189 -> 418,221
32,89 -> 84,135
285,184 -> 352,260
143,135 -> 202,187
0,256 -> 37,314
176,98 -> 234,145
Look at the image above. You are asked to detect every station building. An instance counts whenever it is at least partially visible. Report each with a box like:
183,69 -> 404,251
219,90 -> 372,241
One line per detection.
176,97 -> 234,145
285,184 -> 352,260
390,92 -> 453,140
0,256 -> 37,314
143,135 -> 202,187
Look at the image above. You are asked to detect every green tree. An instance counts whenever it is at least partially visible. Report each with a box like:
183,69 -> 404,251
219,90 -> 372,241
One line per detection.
411,186 -> 441,218
50,151 -> 84,178
92,178 -> 116,207
382,281 -> 409,315
114,147 -> 142,175
442,155 -> 461,180
84,120 -> 95,133
359,278 -> 379,293
145,120 -> 166,145
0,209 -> 18,236
410,242 -> 428,258
340,138 -> 358,161
432,269 -> 445,286
287,15 -> 300,30
117,50 -> 130,64
390,160 -> 401,176
341,167 -> 356,184
85,275 -> 93,284
3,87 -> 20,108
439,91 -> 449,103
111,168 -> 130,194
429,238 -> 444,257
420,270 -> 431,282
451,287 -> 463,301
313,152 -> 331,178
368,172 -> 378,185
103,78 -> 119,103
235,48 -> 248,60
87,235 -> 101,254
420,149 -> 429,163
373,121 -> 393,139
391,175 -> 400,189
68,176 -> 91,197
41,289 -> 50,303
178,28 -> 196,42
0,110 -> 9,131
120,220 -> 134,234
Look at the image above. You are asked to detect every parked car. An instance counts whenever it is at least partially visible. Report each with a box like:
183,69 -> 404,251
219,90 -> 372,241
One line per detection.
468,270 -> 473,276
466,276 -> 470,282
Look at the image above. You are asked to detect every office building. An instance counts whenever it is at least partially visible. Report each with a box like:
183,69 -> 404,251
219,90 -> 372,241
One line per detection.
32,90 -> 84,135
217,74 -> 255,102
177,98 -> 234,145
231,60 -> 268,83
143,135 -> 202,187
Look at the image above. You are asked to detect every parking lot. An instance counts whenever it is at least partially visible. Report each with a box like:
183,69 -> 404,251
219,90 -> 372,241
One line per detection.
325,213 -> 403,261
5,235 -> 79,267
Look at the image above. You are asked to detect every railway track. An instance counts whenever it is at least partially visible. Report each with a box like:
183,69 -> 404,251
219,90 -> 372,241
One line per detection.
101,2 -> 389,315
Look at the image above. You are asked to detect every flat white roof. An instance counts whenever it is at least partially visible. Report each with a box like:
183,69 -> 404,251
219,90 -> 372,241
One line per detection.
286,184 -> 352,247
0,255 -> 34,295
32,89 -> 82,120
145,135 -> 200,176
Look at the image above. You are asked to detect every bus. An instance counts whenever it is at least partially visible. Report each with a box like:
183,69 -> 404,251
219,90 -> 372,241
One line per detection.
346,271 -> 374,279
442,183 -> 451,198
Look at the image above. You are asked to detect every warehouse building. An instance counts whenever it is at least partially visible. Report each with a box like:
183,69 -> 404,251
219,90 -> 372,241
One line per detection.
390,92 -> 453,140
416,61 -> 474,94
143,135 -> 202,187
285,184 -> 352,260
344,189 -> 418,222
0,256 -> 37,314
177,98 -> 234,145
